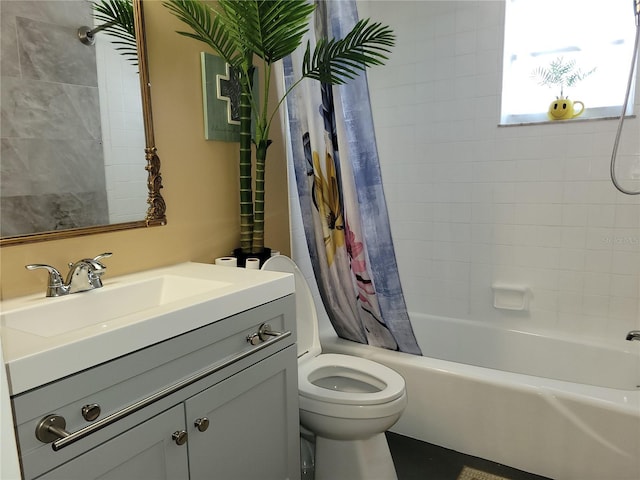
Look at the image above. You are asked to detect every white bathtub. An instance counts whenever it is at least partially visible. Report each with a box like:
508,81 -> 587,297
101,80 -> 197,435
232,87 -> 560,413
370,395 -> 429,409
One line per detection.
321,313 -> 640,480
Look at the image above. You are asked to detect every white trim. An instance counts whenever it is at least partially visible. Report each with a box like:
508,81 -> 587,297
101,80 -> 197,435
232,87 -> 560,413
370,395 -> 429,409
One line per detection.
500,107 -> 636,127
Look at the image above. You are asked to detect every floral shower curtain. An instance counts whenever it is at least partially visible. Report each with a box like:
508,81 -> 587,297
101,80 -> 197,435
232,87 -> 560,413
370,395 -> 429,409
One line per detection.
282,0 -> 421,355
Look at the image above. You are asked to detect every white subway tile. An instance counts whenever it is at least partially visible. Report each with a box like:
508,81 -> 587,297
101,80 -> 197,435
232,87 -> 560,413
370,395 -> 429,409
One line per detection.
493,224 -> 515,245
610,274 -> 639,298
583,295 -> 610,317
536,226 -> 563,248
561,226 -> 587,249
558,292 -> 583,314
584,250 -> 613,273
561,204 -> 589,226
557,270 -> 585,293
587,205 -> 616,227
364,0 -> 639,341
586,227 -> 615,250
609,296 -> 638,321
559,248 -> 587,271
612,250 -> 640,275
540,158 -> 566,181
583,272 -> 612,295
564,157 -> 592,181
615,204 -> 640,228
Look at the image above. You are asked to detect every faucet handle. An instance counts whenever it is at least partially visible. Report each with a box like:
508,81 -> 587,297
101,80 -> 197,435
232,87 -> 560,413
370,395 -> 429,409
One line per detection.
88,252 -> 112,277
67,253 -> 112,272
87,253 -> 112,273
92,252 -> 113,263
25,264 -> 63,283
25,264 -> 67,297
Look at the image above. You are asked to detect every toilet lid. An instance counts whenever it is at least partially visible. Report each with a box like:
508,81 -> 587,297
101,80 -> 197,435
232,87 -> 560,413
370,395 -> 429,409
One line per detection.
261,255 -> 321,359
298,353 -> 405,405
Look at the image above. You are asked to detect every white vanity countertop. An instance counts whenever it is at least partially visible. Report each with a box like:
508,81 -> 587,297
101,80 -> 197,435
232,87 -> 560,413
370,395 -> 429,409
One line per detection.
1,262 -> 294,395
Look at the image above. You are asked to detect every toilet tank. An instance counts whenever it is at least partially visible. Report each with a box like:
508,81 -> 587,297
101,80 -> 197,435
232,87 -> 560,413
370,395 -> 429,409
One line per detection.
262,256 -> 321,359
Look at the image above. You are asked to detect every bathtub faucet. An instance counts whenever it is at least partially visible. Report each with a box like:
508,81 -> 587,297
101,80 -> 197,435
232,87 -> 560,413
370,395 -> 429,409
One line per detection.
625,330 -> 640,341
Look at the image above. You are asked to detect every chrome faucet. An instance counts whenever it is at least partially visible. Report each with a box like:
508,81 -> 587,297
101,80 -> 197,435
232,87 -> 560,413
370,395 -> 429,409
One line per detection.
26,253 -> 112,297
626,330 -> 640,341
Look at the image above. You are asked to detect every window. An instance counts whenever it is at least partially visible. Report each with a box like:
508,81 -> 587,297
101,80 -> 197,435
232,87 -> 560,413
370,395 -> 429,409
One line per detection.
501,0 -> 637,124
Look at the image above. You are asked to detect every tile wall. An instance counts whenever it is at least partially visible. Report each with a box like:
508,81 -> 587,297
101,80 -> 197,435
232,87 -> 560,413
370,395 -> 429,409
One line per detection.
357,0 -> 640,342
0,1 -> 109,236
95,29 -> 147,224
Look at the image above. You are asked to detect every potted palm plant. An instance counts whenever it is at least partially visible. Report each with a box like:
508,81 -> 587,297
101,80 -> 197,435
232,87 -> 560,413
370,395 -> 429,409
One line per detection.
531,57 -> 595,120
164,0 -> 394,265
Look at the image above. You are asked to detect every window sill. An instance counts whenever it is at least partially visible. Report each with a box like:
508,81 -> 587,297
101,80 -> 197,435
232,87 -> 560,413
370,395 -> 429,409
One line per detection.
499,106 -> 635,127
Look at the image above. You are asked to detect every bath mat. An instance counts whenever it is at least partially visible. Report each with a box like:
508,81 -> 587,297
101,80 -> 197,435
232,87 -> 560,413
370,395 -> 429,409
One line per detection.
457,466 -> 512,480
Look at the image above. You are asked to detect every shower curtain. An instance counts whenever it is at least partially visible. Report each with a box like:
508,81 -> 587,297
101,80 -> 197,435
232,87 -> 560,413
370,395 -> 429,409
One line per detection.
282,0 -> 421,355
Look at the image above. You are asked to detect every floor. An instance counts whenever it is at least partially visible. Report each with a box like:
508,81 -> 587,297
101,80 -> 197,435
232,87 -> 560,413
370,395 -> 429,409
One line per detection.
386,432 -> 553,480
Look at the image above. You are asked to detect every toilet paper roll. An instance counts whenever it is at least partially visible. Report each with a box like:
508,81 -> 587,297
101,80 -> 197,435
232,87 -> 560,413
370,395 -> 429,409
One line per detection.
214,257 -> 237,267
245,258 -> 260,269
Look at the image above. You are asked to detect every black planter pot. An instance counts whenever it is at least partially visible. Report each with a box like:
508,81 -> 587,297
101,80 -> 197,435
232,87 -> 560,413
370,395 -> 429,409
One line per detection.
233,247 -> 272,268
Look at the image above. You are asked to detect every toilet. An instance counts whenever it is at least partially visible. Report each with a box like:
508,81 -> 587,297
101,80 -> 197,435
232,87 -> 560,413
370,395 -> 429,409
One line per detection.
262,255 -> 407,480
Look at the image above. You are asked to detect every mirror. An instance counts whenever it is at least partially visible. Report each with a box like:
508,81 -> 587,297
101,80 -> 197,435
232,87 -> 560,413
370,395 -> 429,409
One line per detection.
0,0 -> 165,246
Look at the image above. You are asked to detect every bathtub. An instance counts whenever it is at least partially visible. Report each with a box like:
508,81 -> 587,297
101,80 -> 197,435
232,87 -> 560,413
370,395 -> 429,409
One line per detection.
320,313 -> 640,480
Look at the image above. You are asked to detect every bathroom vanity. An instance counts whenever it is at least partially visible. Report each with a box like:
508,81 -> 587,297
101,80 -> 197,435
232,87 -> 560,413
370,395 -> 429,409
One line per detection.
1,263 -> 300,480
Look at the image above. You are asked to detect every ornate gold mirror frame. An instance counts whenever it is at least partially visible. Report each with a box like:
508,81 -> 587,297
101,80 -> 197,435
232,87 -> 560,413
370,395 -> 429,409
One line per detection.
0,0 -> 165,247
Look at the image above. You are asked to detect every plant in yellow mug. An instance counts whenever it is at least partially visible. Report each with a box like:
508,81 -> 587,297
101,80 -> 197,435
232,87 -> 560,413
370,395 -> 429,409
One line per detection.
531,57 -> 595,121
547,97 -> 584,120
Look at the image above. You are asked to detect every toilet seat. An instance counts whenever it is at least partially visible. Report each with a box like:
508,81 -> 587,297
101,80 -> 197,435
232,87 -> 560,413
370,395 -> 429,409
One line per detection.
298,353 -> 405,406
261,255 -> 406,410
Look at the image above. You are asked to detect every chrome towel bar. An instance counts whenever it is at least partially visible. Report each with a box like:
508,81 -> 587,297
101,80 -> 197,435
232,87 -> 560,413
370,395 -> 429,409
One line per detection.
36,325 -> 290,451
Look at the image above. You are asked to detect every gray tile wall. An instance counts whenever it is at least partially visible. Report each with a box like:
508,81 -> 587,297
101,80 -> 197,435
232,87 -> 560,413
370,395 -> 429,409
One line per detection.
1,0 -> 108,237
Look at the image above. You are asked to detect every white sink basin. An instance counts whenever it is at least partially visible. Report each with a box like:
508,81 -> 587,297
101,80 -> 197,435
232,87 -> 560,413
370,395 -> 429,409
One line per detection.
3,275 -> 230,338
1,262 -> 294,395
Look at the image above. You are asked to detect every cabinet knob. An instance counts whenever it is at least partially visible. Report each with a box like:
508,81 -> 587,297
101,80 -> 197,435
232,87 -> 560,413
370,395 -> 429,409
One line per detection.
81,403 -> 101,422
194,417 -> 210,432
246,332 -> 261,345
172,430 -> 188,446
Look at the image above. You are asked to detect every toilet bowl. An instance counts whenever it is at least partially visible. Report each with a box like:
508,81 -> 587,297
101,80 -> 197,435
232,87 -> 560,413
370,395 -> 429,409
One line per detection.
262,255 -> 407,480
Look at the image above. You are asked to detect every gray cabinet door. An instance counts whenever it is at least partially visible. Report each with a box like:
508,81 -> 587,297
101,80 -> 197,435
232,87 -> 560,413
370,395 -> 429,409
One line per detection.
186,346 -> 300,480
36,405 -> 189,480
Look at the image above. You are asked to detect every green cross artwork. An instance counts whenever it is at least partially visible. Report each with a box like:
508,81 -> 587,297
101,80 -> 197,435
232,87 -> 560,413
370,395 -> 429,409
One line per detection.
200,52 -> 242,142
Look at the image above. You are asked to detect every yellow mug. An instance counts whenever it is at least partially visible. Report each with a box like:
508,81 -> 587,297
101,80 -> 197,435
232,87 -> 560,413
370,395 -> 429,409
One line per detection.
548,97 -> 584,120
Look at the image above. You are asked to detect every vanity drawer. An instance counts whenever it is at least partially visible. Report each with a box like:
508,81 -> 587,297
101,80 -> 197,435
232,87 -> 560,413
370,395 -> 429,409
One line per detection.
12,295 -> 295,480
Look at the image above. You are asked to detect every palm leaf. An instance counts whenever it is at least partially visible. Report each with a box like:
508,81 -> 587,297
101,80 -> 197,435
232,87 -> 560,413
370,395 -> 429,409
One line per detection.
164,0 -> 243,69
530,56 -> 595,92
302,19 -> 395,85
162,0 -> 395,253
217,0 -> 315,64
92,0 -> 138,66
565,67 -> 597,87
